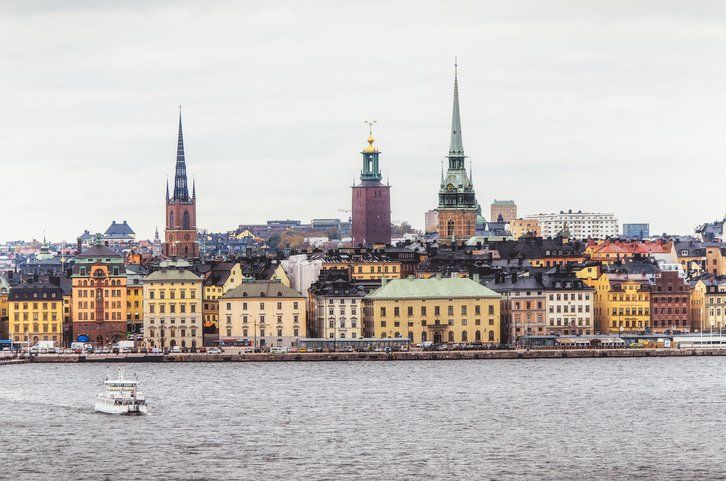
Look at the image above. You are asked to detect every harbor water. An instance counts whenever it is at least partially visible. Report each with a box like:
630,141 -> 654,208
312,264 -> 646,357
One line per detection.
2,358 -> 726,480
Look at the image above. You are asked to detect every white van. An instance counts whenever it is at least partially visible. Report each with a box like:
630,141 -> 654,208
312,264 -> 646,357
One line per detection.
269,346 -> 288,354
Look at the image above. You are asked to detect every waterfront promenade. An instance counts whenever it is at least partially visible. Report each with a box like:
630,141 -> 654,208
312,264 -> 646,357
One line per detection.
3,347 -> 726,364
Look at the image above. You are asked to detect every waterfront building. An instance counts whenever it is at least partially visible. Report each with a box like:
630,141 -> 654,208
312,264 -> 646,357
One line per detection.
0,276 -> 9,339
125,265 -> 144,336
490,200 -> 517,224
200,262 -> 245,335
487,272 -> 547,344
364,276 -> 501,344
493,238 -> 587,269
591,270 -> 651,334
72,243 -> 128,346
622,223 -> 649,239
510,218 -> 540,239
543,270 -> 595,336
164,110 -> 199,259
143,260 -> 203,349
649,270 -> 690,333
436,64 -> 478,242
309,274 -> 366,339
219,280 -> 306,348
351,124 -> 391,246
8,282 -> 64,345
525,210 -> 619,240
691,277 -> 726,331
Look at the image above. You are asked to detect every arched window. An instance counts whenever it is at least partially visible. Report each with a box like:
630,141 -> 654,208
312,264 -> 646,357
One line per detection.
169,210 -> 174,228
421,331 -> 427,342
447,219 -> 455,236
475,330 -> 481,341
408,332 -> 414,342
447,331 -> 454,342
183,210 -> 190,230
488,331 -> 495,342
462,331 -> 468,342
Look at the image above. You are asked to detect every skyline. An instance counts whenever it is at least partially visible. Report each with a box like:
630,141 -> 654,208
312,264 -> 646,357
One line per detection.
2,1 -> 726,241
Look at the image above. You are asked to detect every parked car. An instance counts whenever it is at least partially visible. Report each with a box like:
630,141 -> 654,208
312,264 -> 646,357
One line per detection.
170,346 -> 181,353
120,347 -> 132,354
198,347 -> 207,353
207,348 -> 222,355
243,347 -> 253,353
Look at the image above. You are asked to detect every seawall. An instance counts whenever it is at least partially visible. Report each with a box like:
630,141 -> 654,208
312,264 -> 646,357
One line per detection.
11,348 -> 726,364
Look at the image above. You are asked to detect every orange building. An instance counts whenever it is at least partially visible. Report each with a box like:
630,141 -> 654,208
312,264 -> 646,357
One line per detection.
586,240 -> 671,264
72,244 -> 128,346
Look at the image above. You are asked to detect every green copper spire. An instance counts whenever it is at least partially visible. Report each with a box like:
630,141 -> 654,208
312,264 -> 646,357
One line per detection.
448,59 -> 464,161
360,120 -> 382,182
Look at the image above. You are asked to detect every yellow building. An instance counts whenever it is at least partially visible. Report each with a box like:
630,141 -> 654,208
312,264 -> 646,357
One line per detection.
143,261 -> 203,350
592,272 -> 651,334
8,282 -> 64,345
0,276 -> 10,339
510,218 -> 540,239
201,262 -> 245,334
691,278 -> 726,331
351,257 -> 402,281
364,276 -> 501,345
126,279 -> 143,335
219,280 -> 306,348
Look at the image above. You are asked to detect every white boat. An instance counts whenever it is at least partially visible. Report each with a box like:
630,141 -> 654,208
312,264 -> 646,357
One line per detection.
95,367 -> 148,415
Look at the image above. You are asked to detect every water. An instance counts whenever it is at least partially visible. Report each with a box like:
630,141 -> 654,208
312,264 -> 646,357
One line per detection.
2,358 -> 725,480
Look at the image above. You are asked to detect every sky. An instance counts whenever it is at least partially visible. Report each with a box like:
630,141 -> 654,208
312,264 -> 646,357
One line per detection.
1,0 -> 725,242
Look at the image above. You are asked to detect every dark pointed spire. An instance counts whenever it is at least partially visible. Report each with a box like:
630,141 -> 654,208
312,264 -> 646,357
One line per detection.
166,177 -> 170,200
173,106 -> 190,201
192,177 -> 196,199
449,58 -> 464,159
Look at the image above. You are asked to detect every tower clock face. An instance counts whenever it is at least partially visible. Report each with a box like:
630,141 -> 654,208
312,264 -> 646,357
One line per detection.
447,183 -> 454,192
184,234 -> 191,240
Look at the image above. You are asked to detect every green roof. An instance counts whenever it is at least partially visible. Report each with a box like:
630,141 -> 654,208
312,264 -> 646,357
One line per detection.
366,277 -> 502,300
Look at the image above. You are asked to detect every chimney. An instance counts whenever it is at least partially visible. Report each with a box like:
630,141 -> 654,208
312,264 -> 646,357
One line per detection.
472,273 -> 480,283
381,277 -> 387,287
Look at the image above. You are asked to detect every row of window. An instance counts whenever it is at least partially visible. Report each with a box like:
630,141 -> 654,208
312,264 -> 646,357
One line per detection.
380,318 -> 495,327
76,289 -> 123,298
225,301 -> 300,311
76,311 -> 123,320
12,302 -> 60,310
148,303 -> 198,314
225,314 -> 301,324
12,312 -> 58,322
381,330 -> 496,343
148,289 -> 197,300
610,308 -> 650,316
380,305 -> 495,317
148,317 -> 199,325
11,323 -> 59,333
652,296 -> 688,303
548,318 -> 590,326
549,305 -> 590,313
76,300 -> 123,310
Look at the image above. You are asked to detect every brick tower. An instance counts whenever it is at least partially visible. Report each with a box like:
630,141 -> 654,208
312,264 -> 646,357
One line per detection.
164,109 -> 199,259
351,122 -> 392,246
437,62 -> 478,243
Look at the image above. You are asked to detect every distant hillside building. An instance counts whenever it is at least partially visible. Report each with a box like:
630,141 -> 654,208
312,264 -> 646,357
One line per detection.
622,223 -> 649,239
490,200 -> 517,224
104,220 -> 135,244
525,210 -> 619,240
351,124 -> 392,246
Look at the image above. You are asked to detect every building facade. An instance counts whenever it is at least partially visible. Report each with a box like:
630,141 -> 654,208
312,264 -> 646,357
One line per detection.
487,273 -> 547,344
622,223 -> 650,239
525,210 -> 619,239
490,200 -> 517,224
309,277 -> 366,339
72,244 -> 128,346
591,272 -> 650,334
649,270 -> 690,333
351,124 -> 391,246
8,282 -> 64,345
510,218 -> 540,239
544,272 -> 594,336
143,261 -> 203,350
164,111 -> 199,259
364,276 -> 501,345
436,65 -> 478,242
219,280 -> 306,348
691,278 -> 726,331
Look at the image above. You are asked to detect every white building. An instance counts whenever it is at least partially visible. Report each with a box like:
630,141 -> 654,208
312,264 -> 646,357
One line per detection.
525,210 -> 619,240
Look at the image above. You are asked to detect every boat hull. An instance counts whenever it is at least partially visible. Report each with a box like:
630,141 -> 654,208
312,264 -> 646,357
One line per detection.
94,402 -> 148,415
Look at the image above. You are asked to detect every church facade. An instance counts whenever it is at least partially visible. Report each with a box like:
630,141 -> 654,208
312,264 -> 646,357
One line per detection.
164,111 -> 199,259
351,124 -> 391,246
436,64 -> 478,243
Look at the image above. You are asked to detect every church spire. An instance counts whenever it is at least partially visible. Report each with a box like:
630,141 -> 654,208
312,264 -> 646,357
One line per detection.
166,177 -> 170,200
173,106 -> 190,201
448,58 -> 465,162
360,120 -> 382,182
192,177 -> 196,199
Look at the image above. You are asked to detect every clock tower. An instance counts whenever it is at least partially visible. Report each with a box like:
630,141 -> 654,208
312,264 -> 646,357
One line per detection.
436,62 -> 478,243
164,109 -> 199,259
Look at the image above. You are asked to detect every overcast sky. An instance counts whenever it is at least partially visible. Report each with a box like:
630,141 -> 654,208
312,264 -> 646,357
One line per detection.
1,1 -> 725,242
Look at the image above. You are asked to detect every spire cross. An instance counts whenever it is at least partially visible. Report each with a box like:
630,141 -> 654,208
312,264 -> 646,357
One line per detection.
364,120 -> 377,135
